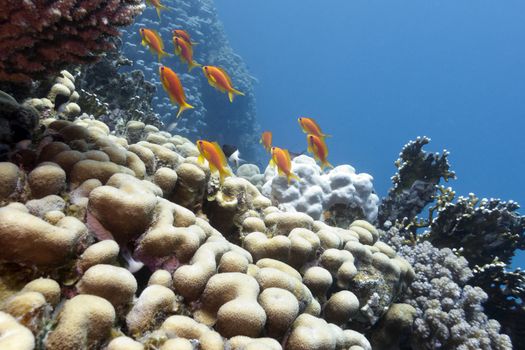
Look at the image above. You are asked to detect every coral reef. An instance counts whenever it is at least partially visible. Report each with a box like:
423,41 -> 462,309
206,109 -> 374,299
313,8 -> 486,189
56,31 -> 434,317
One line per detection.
76,38 -> 163,132
0,0 -> 144,84
260,155 -> 379,224
0,85 -> 416,350
120,0 -> 263,161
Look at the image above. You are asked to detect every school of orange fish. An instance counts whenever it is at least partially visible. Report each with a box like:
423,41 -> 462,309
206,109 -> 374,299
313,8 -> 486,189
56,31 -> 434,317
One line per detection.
143,1 -> 333,185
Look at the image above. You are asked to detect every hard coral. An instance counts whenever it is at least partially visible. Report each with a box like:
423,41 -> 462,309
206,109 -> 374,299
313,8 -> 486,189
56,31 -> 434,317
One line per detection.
0,0 -> 144,83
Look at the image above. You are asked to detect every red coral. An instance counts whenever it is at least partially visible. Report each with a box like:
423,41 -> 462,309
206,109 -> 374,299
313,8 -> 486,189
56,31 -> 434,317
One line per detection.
0,0 -> 144,83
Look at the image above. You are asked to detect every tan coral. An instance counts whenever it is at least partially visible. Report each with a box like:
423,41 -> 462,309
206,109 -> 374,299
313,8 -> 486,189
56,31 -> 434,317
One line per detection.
194,272 -> 266,338
148,270 -> 173,288
0,291 -> 47,332
161,315 -> 224,350
319,249 -> 358,289
76,264 -> 137,311
302,266 -> 333,301
264,212 -> 314,236
153,167 -> 178,197
51,150 -> 85,175
258,287 -> 299,338
77,240 -> 120,273
28,163 -> 66,198
160,338 -> 193,350
0,162 -> 20,199
0,311 -> 34,350
70,159 -> 135,188
21,278 -> 61,307
107,336 -> 144,350
173,240 -> 231,300
45,295 -> 115,350
38,142 -> 70,162
137,141 -> 183,169
323,290 -> 360,325
228,336 -> 282,350
0,207 -> 87,266
126,285 -> 176,336
172,162 -> 206,210
243,232 -> 291,262
128,144 -> 156,175
87,173 -> 159,243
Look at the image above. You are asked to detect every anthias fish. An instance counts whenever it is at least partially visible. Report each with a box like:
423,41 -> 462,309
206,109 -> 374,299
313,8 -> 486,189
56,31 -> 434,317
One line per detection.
298,117 -> 331,139
173,36 -> 201,72
270,146 -> 300,184
139,28 -> 169,61
202,65 -> 245,102
307,134 -> 333,170
159,66 -> 194,118
197,140 -> 232,183
173,29 -> 197,46
146,0 -> 168,20
260,131 -> 272,153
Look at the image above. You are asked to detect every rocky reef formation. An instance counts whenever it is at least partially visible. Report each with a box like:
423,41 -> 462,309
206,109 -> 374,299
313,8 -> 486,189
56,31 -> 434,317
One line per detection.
0,0 -> 144,84
377,138 -> 521,349
120,0 -> 262,161
0,84 -> 414,350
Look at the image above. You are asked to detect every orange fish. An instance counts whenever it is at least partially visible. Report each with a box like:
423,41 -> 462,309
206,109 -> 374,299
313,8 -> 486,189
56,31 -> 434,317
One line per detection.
202,66 -> 245,102
196,140 -> 232,183
159,66 -> 194,118
270,147 -> 300,184
146,0 -> 168,20
307,134 -> 333,170
173,29 -> 197,46
139,28 -> 169,61
298,117 -> 331,139
260,131 -> 272,153
173,36 -> 201,72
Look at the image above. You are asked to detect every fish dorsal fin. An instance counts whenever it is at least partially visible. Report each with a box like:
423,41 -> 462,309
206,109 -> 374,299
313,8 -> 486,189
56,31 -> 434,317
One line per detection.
212,141 -> 228,165
216,66 -> 233,86
149,29 -> 164,49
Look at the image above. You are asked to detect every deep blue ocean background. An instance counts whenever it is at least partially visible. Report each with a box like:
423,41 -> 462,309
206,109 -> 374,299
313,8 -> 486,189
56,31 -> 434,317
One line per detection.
213,0 -> 525,266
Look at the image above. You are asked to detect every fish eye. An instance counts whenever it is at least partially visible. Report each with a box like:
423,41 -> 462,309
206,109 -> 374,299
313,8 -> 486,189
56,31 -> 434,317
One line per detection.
160,66 -> 164,70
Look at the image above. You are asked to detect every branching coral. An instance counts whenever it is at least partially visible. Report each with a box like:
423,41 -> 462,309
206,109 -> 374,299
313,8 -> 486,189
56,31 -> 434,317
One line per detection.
377,136 -> 455,227
0,0 -> 144,84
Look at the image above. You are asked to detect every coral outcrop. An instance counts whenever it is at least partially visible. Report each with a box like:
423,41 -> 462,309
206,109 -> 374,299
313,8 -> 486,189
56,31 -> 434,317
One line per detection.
0,0 -> 144,84
261,155 -> 379,224
0,85 -> 414,350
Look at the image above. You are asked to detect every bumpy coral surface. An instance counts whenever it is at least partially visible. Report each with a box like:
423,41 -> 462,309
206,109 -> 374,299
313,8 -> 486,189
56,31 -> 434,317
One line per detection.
0,77 -> 413,350
0,0 -> 144,83
261,155 -> 379,224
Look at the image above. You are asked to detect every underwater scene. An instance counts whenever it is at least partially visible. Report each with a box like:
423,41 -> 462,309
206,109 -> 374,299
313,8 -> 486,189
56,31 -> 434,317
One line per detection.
0,0 -> 523,349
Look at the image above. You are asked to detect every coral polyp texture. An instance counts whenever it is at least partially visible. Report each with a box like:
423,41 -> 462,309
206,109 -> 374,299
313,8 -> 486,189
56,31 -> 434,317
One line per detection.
0,83 -> 418,350
260,155 -> 380,225
0,0 -> 144,83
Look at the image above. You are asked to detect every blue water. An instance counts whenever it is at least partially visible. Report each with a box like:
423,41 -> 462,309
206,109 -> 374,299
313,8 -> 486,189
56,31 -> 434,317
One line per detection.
214,0 -> 525,266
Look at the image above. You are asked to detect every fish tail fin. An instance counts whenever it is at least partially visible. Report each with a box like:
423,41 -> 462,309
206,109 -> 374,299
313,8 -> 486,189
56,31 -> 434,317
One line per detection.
158,50 -> 170,62
188,60 -> 202,72
228,88 -> 245,103
322,133 -> 332,138
287,172 -> 300,184
219,167 -> 233,184
321,160 -> 334,170
176,102 -> 194,118
156,4 -> 168,19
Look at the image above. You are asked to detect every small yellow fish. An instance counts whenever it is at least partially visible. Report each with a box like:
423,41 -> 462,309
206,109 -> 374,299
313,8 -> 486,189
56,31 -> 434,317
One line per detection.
260,131 -> 272,153
159,65 -> 194,118
173,29 -> 197,46
139,28 -> 169,61
146,0 -> 168,20
196,140 -> 232,183
298,117 -> 331,140
173,36 -> 201,72
270,147 -> 300,184
307,134 -> 333,170
202,65 -> 245,102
